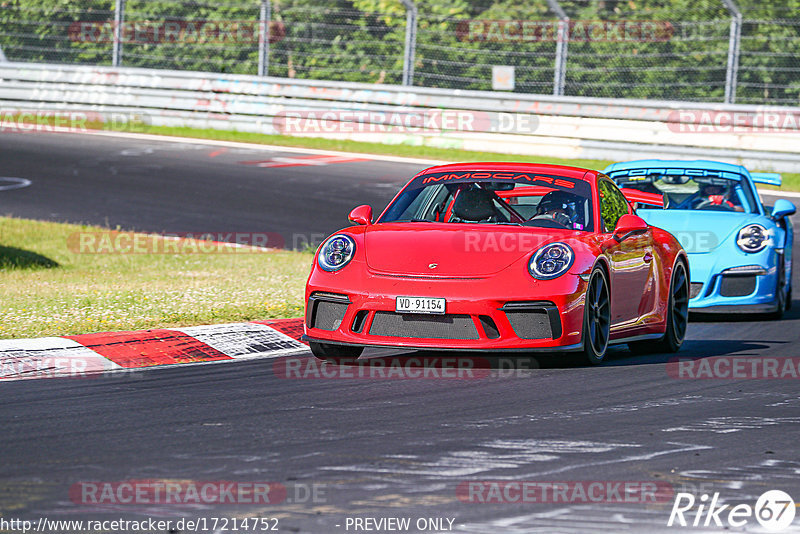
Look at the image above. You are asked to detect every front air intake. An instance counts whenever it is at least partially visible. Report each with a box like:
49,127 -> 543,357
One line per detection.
501,302 -> 562,340
369,312 -> 479,340
307,292 -> 350,331
720,276 -> 757,297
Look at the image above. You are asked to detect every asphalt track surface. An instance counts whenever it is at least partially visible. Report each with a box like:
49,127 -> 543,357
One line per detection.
2,132 -> 800,533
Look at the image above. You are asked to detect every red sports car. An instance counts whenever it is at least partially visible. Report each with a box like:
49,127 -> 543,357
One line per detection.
304,163 -> 689,365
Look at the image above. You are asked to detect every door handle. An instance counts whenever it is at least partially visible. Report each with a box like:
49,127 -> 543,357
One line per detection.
643,252 -> 654,263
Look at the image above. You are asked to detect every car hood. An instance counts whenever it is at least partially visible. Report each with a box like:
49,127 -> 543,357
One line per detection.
363,223 -> 579,277
638,209 -> 765,253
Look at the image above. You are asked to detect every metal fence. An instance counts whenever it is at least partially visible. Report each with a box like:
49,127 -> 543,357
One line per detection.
1,0 -> 798,106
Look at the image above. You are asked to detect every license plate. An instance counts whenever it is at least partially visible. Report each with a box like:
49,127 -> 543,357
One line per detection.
395,296 -> 446,315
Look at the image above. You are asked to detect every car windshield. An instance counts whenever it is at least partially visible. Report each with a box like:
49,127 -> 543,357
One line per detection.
379,172 -> 594,231
613,172 -> 758,213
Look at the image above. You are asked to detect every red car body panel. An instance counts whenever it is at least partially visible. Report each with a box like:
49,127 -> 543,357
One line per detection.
620,188 -> 665,207
304,163 -> 686,352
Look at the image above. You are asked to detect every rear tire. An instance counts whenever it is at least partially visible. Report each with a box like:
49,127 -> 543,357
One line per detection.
580,267 -> 611,365
309,342 -> 364,364
629,260 -> 689,354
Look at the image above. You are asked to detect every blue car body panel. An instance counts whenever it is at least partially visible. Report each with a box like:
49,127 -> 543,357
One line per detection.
603,159 -> 794,313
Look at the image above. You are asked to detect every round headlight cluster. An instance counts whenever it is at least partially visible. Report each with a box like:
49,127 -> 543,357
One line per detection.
318,234 -> 356,271
737,224 -> 768,253
529,242 -> 574,280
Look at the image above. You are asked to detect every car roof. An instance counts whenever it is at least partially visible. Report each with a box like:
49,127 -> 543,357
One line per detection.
418,162 -> 599,181
604,159 -> 748,176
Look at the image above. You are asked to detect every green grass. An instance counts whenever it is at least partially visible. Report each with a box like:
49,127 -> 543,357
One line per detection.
0,217 -> 312,339
137,125 -> 619,171
778,174 -> 800,192
759,176 -> 800,194
130,125 -> 800,192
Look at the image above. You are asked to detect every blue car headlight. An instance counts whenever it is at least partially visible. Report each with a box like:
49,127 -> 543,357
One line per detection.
318,234 -> 356,272
529,242 -> 574,280
736,224 -> 768,254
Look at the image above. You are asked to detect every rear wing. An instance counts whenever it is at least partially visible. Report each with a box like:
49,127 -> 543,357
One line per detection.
620,188 -> 665,208
751,172 -> 782,187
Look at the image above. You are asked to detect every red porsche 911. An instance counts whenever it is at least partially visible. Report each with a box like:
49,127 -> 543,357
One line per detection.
304,163 -> 689,365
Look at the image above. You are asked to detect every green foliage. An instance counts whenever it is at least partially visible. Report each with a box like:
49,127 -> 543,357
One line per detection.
0,0 -> 115,65
598,180 -> 630,231
0,0 -> 797,104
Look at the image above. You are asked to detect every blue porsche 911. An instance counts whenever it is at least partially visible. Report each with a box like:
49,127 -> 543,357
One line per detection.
603,159 -> 795,319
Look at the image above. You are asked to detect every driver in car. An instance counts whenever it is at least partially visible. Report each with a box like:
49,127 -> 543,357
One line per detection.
530,191 -> 586,230
696,183 -> 743,212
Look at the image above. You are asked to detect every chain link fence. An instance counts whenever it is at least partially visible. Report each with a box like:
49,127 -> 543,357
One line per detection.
1,0 -> 798,105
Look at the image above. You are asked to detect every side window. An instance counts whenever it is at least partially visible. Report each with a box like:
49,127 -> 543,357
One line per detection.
597,179 -> 630,232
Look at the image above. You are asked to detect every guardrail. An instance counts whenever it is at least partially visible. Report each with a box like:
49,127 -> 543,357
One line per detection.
2,62 -> 800,172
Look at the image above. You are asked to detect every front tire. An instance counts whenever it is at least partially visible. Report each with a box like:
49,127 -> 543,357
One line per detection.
309,342 -> 364,364
629,260 -> 689,354
581,266 -> 611,365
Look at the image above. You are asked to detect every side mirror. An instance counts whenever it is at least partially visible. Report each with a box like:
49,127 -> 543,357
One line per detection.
772,199 -> 796,219
613,214 -> 649,242
348,205 -> 373,226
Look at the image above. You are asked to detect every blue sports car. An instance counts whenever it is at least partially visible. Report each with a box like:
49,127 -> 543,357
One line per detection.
603,159 -> 795,319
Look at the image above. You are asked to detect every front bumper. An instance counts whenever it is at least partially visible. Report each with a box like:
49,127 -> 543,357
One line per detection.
687,248 -> 783,313
305,266 -> 588,351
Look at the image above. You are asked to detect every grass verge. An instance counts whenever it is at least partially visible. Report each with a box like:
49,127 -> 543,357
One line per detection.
131,125 -> 800,192
135,126 -> 619,172
0,217 -> 312,339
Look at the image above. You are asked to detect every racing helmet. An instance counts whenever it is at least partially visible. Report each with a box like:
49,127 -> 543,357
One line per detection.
535,190 -> 586,228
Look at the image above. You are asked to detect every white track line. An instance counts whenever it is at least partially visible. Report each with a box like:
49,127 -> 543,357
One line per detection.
80,130 -> 446,166
759,189 -> 800,200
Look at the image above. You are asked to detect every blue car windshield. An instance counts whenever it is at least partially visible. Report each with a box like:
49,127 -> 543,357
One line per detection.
613,172 -> 758,213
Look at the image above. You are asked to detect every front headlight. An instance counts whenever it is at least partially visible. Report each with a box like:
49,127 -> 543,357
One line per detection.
736,224 -> 768,253
529,242 -> 574,280
318,234 -> 356,271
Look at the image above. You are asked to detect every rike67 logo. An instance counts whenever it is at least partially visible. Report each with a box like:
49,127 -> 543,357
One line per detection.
668,490 -> 795,531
